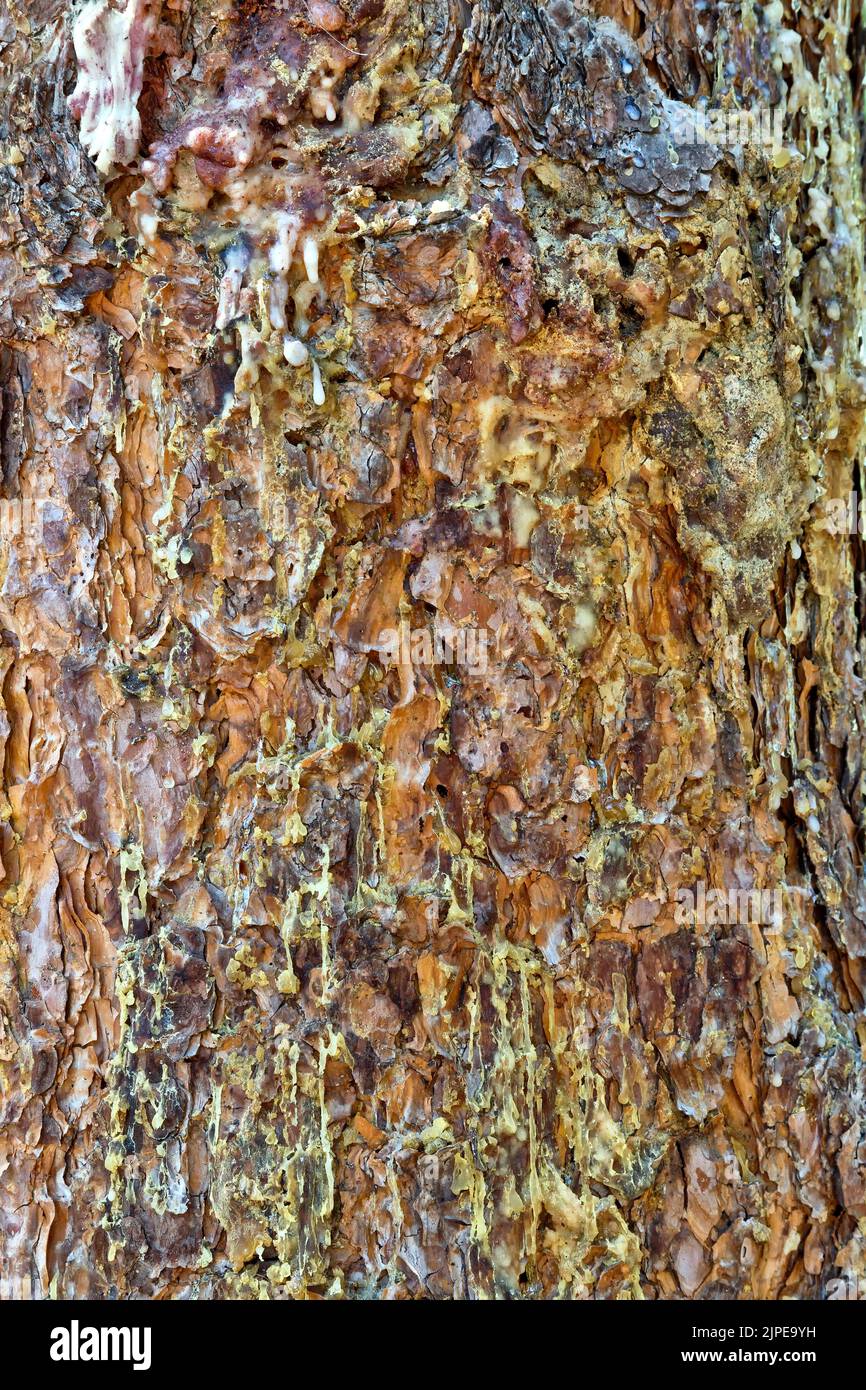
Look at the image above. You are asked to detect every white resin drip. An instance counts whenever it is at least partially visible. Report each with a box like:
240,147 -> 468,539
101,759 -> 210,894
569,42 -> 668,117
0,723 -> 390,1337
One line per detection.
283,337 -> 309,367
303,236 -> 320,285
68,0 -> 157,175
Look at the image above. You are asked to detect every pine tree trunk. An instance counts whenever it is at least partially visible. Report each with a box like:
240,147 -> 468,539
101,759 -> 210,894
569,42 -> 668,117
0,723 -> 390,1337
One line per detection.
0,0 -> 864,1300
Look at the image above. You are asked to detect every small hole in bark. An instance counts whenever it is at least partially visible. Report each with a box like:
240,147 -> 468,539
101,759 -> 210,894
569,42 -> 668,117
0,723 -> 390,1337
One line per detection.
617,247 -> 635,275
619,302 -> 645,339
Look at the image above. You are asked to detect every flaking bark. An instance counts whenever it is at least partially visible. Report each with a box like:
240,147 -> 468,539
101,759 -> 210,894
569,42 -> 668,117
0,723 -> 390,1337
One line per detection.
0,0 -> 865,1300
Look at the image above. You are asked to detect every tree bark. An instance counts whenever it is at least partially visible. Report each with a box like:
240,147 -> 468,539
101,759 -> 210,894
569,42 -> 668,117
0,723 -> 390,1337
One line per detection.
0,0 -> 864,1300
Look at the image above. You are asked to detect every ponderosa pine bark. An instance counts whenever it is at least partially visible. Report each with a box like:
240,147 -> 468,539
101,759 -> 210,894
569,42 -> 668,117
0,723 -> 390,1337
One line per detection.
0,0 -> 864,1300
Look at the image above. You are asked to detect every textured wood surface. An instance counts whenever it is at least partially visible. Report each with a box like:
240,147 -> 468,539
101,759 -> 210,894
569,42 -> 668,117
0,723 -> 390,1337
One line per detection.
0,0 -> 864,1299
